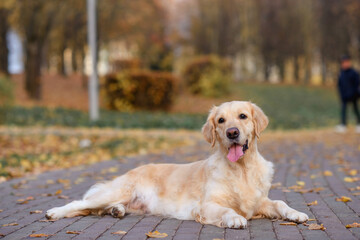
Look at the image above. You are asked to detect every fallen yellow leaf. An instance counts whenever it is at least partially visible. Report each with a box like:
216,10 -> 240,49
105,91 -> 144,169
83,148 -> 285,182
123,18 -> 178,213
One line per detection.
111,230 -> 127,235
2,222 -> 18,227
271,182 -> 282,189
29,233 -> 52,238
307,200 -> 318,206
17,199 -> 28,204
58,195 -> 69,199
348,169 -> 358,176
350,186 -> 360,191
288,185 -> 303,190
46,179 -> 55,184
345,222 -> 360,228
323,171 -> 333,176
308,219 -> 316,221
107,167 -> 118,173
313,187 -> 325,192
30,210 -> 43,214
308,223 -> 326,230
344,177 -> 355,183
335,196 -> 352,202
66,231 -> 81,234
296,181 -> 305,186
279,222 -> 297,226
54,189 -> 62,195
146,230 -> 168,238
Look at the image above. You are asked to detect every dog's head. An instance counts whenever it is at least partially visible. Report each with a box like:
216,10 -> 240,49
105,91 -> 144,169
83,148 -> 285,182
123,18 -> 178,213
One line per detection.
202,101 -> 268,162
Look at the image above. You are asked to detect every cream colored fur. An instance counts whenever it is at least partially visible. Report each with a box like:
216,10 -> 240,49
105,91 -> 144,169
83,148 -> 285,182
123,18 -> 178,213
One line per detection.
46,101 -> 308,228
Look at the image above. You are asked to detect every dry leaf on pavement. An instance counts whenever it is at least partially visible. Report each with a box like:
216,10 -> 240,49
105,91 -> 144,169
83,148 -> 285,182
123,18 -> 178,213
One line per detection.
335,196 -> 352,202
111,230 -> 127,235
30,210 -> 43,214
308,223 -> 326,230
2,222 -> 18,227
345,223 -> 360,228
279,222 -> 297,226
307,200 -> 318,206
54,189 -> 62,195
66,231 -> 81,234
323,171 -> 333,176
146,230 -> 168,238
348,169 -> 358,176
58,195 -> 69,199
296,181 -> 305,186
29,233 -> 52,237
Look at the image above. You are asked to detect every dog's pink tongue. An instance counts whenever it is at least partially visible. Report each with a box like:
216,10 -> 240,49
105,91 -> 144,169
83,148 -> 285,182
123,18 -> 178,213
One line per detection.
227,145 -> 244,162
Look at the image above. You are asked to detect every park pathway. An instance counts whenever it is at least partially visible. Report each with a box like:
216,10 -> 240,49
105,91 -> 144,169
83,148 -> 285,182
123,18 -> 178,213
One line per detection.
0,130 -> 359,240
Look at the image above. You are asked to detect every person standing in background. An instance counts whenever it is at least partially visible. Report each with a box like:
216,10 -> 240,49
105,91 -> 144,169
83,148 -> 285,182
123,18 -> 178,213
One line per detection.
335,55 -> 360,133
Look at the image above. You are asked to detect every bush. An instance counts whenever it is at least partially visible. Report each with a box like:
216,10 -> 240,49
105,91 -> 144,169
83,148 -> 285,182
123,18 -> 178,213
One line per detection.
103,70 -> 178,111
199,68 -> 231,98
183,55 -> 232,96
0,75 -> 14,124
0,75 -> 13,106
111,58 -> 141,72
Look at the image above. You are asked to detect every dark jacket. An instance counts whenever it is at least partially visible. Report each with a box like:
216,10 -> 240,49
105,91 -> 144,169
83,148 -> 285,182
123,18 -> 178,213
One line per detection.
338,68 -> 360,101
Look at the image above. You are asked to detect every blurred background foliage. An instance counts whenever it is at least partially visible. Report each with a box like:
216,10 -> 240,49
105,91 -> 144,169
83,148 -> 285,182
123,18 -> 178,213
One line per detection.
0,0 -> 359,129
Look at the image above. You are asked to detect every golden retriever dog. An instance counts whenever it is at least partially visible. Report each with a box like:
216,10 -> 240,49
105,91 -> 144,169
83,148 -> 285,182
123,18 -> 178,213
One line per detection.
46,101 -> 308,228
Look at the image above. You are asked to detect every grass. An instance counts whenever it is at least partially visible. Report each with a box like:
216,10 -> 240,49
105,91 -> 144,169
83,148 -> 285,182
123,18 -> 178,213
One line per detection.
0,83 -> 343,130
235,83 -> 340,129
0,107 -> 207,129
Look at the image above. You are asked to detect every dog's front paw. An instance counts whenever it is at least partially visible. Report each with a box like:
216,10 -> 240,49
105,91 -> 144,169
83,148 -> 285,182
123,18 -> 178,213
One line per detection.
46,207 -> 65,220
223,214 -> 247,229
286,211 -> 309,223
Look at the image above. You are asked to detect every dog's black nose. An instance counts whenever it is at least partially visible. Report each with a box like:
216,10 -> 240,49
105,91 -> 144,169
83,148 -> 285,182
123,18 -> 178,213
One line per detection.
226,127 -> 239,139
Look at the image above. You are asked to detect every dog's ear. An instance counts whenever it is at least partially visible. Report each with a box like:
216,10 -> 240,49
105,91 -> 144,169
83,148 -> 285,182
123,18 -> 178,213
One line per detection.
251,103 -> 269,138
202,106 -> 217,147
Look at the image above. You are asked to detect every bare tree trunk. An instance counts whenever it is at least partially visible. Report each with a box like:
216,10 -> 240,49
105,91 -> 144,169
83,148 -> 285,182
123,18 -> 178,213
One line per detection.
278,61 -> 285,83
25,42 -> 42,99
0,9 -> 9,75
264,63 -> 271,82
80,47 -> 87,89
294,57 -> 300,83
321,57 -> 327,85
57,45 -> 66,76
71,48 -> 78,73
304,56 -> 311,85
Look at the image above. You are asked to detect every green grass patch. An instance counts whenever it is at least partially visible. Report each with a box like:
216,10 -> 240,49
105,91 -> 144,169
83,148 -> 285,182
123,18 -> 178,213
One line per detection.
0,106 -> 207,129
234,83 -> 340,129
0,83 -> 342,130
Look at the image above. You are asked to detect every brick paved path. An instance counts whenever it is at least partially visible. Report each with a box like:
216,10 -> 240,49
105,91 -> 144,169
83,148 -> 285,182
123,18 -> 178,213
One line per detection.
0,131 -> 359,240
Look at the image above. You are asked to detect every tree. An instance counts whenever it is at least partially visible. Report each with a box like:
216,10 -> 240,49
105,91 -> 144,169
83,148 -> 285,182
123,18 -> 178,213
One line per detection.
47,0 -> 87,76
0,5 -> 10,75
9,0 -> 59,99
190,0 -> 244,57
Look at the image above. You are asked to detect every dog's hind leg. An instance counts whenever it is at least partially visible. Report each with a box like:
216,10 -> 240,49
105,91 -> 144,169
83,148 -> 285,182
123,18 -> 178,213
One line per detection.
46,180 -> 132,220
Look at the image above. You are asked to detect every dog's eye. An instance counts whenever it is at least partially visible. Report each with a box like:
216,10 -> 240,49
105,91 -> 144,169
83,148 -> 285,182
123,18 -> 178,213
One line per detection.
239,114 -> 247,119
218,118 -> 225,124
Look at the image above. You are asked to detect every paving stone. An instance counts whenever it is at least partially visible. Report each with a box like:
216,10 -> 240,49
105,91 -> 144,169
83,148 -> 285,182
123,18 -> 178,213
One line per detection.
0,134 -> 359,239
